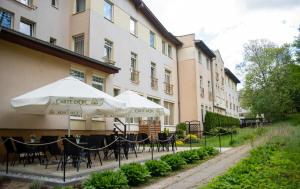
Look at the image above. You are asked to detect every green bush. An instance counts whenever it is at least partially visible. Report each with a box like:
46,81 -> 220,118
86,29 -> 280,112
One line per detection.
160,154 -> 187,170
204,146 -> 219,156
195,148 -> 209,160
176,123 -> 187,139
145,160 -> 171,177
53,187 -> 73,189
178,150 -> 199,164
83,170 -> 128,189
184,134 -> 199,143
205,112 -> 240,132
120,162 -> 150,186
29,180 -> 44,189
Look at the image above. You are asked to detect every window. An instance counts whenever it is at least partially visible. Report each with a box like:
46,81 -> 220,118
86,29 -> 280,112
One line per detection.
147,97 -> 160,121
162,40 -> 166,55
73,34 -> 84,55
92,75 -> 104,91
75,0 -> 85,13
50,37 -> 57,45
104,0 -> 113,21
113,88 -> 120,97
200,76 -> 203,88
20,19 -> 34,36
164,101 -> 174,125
104,39 -> 113,62
151,62 -> 156,78
168,44 -> 172,58
0,10 -> 13,28
70,69 -> 85,82
208,81 -> 210,88
51,0 -> 58,8
19,0 -> 32,6
198,51 -> 202,64
130,53 -> 139,83
131,52 -> 138,71
130,17 -> 137,36
206,58 -> 210,70
165,70 -> 171,84
150,31 -> 155,48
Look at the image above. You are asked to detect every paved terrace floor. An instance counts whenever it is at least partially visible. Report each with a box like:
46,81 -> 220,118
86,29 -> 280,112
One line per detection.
0,147 -> 193,185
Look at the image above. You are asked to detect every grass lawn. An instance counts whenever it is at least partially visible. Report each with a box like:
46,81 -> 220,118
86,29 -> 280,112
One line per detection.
177,126 -> 270,148
200,114 -> 300,189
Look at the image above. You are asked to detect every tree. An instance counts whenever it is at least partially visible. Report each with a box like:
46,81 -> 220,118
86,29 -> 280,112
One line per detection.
238,39 -> 299,121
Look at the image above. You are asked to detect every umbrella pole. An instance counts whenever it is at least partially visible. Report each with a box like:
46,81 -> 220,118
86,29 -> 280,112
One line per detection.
68,115 -> 71,137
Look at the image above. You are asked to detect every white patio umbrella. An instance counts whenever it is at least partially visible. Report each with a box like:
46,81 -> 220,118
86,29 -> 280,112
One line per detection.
113,90 -> 170,117
11,76 -> 125,136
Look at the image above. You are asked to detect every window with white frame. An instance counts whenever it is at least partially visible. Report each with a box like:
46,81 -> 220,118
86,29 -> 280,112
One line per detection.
165,70 -> 171,84
130,17 -> 137,36
131,52 -> 138,71
151,62 -> 156,78
162,40 -> 166,55
168,44 -> 172,58
104,39 -> 113,61
18,0 -> 32,7
0,10 -> 13,28
206,58 -> 210,70
164,101 -> 174,125
70,69 -> 85,82
147,97 -> 160,121
104,0 -> 113,21
75,0 -> 85,13
51,0 -> 58,8
198,51 -> 202,64
20,18 -> 34,36
150,31 -> 155,48
92,75 -> 104,91
73,34 -> 84,55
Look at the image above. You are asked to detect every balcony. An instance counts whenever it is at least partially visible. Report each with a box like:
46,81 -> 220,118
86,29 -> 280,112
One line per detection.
151,77 -> 158,90
102,57 -> 116,65
164,82 -> 173,95
209,91 -> 213,101
130,70 -> 139,84
200,88 -> 204,98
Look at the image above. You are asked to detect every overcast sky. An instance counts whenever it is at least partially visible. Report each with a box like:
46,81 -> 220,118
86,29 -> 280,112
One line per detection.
143,0 -> 300,86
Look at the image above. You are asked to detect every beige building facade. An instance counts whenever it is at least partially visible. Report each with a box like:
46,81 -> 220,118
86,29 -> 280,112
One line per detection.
0,0 -> 181,134
0,0 -> 240,137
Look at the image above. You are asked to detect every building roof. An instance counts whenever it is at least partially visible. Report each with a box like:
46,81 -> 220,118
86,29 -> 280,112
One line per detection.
0,27 -> 120,74
225,68 -> 240,83
131,0 -> 182,46
195,40 -> 216,59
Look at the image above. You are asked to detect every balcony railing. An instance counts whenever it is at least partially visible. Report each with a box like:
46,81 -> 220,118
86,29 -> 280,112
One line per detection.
209,91 -> 213,101
102,57 -> 116,65
200,88 -> 204,97
164,82 -> 173,95
130,70 -> 139,84
151,77 -> 158,90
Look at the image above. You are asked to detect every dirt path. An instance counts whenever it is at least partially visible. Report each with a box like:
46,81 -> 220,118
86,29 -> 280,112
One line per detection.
141,145 -> 252,189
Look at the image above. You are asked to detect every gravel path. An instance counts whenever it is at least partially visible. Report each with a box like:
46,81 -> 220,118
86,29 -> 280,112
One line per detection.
141,145 -> 252,189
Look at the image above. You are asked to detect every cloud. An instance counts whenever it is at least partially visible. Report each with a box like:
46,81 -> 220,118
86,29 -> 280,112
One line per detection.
242,0 -> 300,10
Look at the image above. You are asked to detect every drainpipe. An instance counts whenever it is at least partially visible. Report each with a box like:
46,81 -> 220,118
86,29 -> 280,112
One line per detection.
176,46 -> 181,123
211,57 -> 216,113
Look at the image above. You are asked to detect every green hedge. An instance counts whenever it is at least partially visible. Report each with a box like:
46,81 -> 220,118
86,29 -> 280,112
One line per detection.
204,112 -> 240,132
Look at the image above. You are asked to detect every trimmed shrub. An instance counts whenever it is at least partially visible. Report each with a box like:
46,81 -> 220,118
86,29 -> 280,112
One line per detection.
204,146 -> 219,156
160,154 -> 186,170
29,181 -> 44,189
176,139 -> 184,145
196,148 -> 209,160
204,112 -> 240,132
120,162 -> 150,186
184,134 -> 199,143
176,123 -> 187,139
145,160 -> 171,177
83,170 -> 128,189
178,150 -> 199,164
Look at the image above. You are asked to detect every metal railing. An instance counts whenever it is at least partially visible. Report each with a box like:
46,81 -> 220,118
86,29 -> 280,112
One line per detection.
151,77 -> 158,90
164,82 -> 173,95
130,70 -> 139,84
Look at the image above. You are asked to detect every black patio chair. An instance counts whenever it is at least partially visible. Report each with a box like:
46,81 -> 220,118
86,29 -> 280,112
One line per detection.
12,136 -> 38,166
87,135 -> 106,165
40,136 -> 62,169
157,133 -> 170,152
124,134 -> 137,158
1,137 -> 16,166
105,134 -> 118,160
58,137 -> 91,172
137,133 -> 150,152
